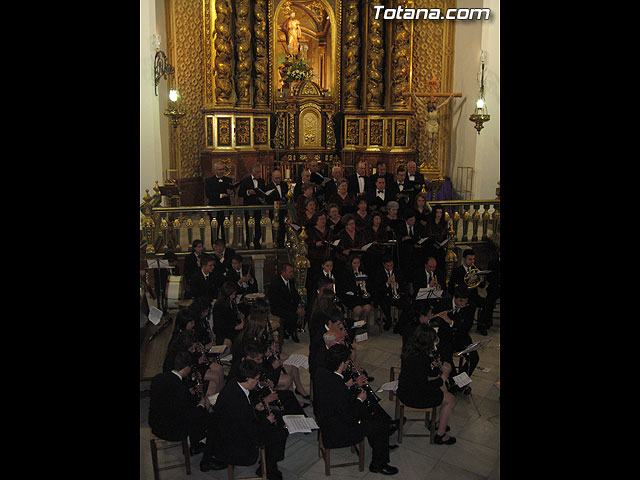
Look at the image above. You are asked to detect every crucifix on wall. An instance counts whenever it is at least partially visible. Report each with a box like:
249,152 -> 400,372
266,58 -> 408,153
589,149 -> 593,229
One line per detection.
405,77 -> 462,170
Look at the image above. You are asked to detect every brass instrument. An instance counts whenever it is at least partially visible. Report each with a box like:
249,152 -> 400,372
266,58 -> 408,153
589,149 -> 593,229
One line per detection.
463,265 -> 482,289
389,274 -> 400,300
356,273 -> 371,299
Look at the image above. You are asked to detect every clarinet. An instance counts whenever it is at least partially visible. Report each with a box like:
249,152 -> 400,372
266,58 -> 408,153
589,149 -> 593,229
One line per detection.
257,374 -> 285,427
347,359 -> 381,410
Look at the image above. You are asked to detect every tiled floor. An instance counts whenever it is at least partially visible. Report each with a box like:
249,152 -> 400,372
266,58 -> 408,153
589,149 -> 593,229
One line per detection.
140,308 -> 500,479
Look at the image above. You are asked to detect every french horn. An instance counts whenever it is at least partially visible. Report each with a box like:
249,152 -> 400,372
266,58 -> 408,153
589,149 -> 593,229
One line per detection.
464,265 -> 483,289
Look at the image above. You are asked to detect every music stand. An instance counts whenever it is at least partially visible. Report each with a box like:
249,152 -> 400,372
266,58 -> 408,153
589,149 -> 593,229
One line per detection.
159,184 -> 181,207
454,338 -> 491,416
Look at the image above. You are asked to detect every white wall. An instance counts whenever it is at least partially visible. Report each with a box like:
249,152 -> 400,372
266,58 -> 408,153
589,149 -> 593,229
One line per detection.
450,0 -> 499,200
140,0 -> 169,204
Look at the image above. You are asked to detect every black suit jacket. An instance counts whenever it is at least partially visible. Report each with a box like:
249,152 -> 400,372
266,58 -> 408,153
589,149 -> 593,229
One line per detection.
189,270 -> 220,303
182,252 -> 200,282
393,181 -> 416,211
148,371 -> 207,442
366,186 -> 397,212
263,181 -> 289,204
268,275 -> 300,319
323,178 -> 341,200
212,298 -> 241,344
406,171 -> 425,192
346,173 -> 370,196
225,264 -> 259,296
205,175 -> 234,206
371,266 -> 407,299
312,367 -> 369,448
213,380 -> 281,466
432,295 -> 476,357
238,176 -> 267,206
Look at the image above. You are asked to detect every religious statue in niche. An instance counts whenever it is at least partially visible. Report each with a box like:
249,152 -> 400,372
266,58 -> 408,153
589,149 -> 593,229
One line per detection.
275,1 -> 332,94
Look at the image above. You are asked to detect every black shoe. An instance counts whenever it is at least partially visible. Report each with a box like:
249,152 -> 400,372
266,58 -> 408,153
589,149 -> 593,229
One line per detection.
190,441 -> 206,456
200,457 -> 227,471
434,433 -> 456,445
291,331 -> 300,343
389,444 -> 399,451
299,402 -> 311,409
477,327 -> 488,336
388,423 -> 399,436
257,467 -> 283,480
295,389 -> 311,400
367,376 -> 375,382
369,463 -> 399,475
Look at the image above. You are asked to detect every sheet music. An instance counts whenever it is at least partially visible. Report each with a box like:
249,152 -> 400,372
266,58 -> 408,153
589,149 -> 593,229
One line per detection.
283,415 -> 319,434
352,319 -> 366,328
209,345 -> 228,355
332,239 -> 341,246
147,259 -> 170,269
283,354 -> 309,370
354,332 -> 368,343
415,287 -> 443,300
418,237 -> 430,245
452,372 -> 472,388
360,242 -> 373,251
377,380 -> 398,393
438,238 -> 448,247
148,306 -> 163,325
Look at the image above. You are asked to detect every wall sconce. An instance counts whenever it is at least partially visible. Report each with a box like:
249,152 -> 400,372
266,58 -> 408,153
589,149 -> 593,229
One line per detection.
469,51 -> 490,134
154,50 -> 174,96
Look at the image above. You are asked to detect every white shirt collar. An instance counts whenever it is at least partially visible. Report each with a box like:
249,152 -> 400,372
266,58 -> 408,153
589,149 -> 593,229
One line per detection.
334,371 -> 344,379
237,382 -> 252,402
171,370 -> 182,381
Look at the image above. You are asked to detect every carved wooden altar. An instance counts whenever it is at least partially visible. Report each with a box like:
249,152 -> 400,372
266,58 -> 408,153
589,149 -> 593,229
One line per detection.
164,0 -> 458,204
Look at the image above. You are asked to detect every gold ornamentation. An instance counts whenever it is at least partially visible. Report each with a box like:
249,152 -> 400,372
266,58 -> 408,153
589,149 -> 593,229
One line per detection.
236,118 -> 251,146
214,0 -> 234,104
217,117 -> 232,146
326,110 -> 336,149
343,0 -> 361,106
206,116 -> 214,147
369,119 -> 383,145
346,119 -> 360,145
394,119 -> 407,147
391,0 -> 411,107
254,0 -> 269,106
235,0 -> 252,106
254,118 -> 269,145
366,1 -> 385,108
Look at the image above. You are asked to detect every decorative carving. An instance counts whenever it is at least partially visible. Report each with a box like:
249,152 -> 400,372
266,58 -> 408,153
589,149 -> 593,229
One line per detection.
214,0 -> 234,104
343,0 -> 361,107
346,119 -> 360,146
275,112 -> 286,149
254,0 -> 269,106
369,119 -> 383,145
366,1 -> 384,108
236,118 -> 252,145
206,116 -> 214,147
325,110 -> 336,149
394,119 -> 407,147
217,117 -> 232,146
254,118 -> 269,145
235,0 -> 252,106
391,0 -> 411,107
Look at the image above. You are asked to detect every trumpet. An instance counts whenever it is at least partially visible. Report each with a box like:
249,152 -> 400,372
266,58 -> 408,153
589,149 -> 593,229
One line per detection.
356,273 -> 370,298
389,274 -> 400,300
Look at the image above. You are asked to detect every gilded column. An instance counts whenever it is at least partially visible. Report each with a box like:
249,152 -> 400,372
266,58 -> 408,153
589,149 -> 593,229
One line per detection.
214,0 -> 234,104
390,0 -> 411,107
254,0 -> 269,107
343,0 -> 361,108
235,0 -> 252,106
366,0 -> 385,109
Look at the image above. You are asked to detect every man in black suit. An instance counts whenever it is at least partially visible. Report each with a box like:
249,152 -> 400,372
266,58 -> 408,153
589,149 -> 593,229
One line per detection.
268,263 -> 305,343
313,344 -> 399,476
322,165 -> 344,201
213,359 -> 288,480
392,165 -> 415,214
412,256 -> 444,309
369,161 -> 395,190
346,161 -> 370,196
212,240 -> 235,275
205,162 -> 235,243
225,254 -> 259,296
447,248 -> 488,335
238,164 -> 268,249
183,239 -> 203,281
393,209 -> 426,278
366,176 -> 396,212
431,287 -> 479,387
372,257 -> 412,332
148,351 -> 227,472
405,160 -> 425,192
263,169 -> 289,248
189,253 -> 221,304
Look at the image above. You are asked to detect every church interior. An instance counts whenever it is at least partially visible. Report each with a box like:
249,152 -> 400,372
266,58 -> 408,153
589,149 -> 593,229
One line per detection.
140,0 -> 499,478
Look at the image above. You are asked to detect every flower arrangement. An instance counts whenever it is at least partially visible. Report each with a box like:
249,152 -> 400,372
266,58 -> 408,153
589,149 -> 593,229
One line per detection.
286,56 -> 313,82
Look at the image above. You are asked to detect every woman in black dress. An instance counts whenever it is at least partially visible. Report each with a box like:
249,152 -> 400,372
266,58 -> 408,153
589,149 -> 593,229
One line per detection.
328,179 -> 357,215
424,204 -> 448,285
212,281 -> 245,349
397,324 -> 456,444
353,195 -> 371,233
363,211 -> 389,273
336,254 -> 373,326
326,203 -> 344,235
413,193 -> 431,229
306,210 -> 331,271
334,214 -> 366,265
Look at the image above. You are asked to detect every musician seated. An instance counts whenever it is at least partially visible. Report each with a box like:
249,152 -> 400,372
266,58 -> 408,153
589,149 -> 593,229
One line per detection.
412,256 -> 444,308
212,239 -> 235,275
189,253 -> 222,304
225,254 -> 258,297
212,359 -> 289,480
188,297 -> 216,349
371,256 -> 413,332
149,351 -> 227,471
447,248 -> 488,336
183,239 -> 204,291
163,330 -> 225,407
268,263 -> 304,343
400,304 -> 435,348
336,254 -> 373,326
212,281 -> 245,349
397,324 -> 456,445
431,287 -> 479,390
313,344 -> 399,476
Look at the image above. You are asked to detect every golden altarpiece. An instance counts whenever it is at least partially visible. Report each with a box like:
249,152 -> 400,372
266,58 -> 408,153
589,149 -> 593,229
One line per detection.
162,0 -> 458,205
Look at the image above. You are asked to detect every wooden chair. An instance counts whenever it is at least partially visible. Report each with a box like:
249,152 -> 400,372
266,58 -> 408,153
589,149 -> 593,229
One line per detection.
149,434 -> 191,480
227,446 -> 267,480
395,395 -> 437,444
317,430 -> 365,476
389,359 -> 401,402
